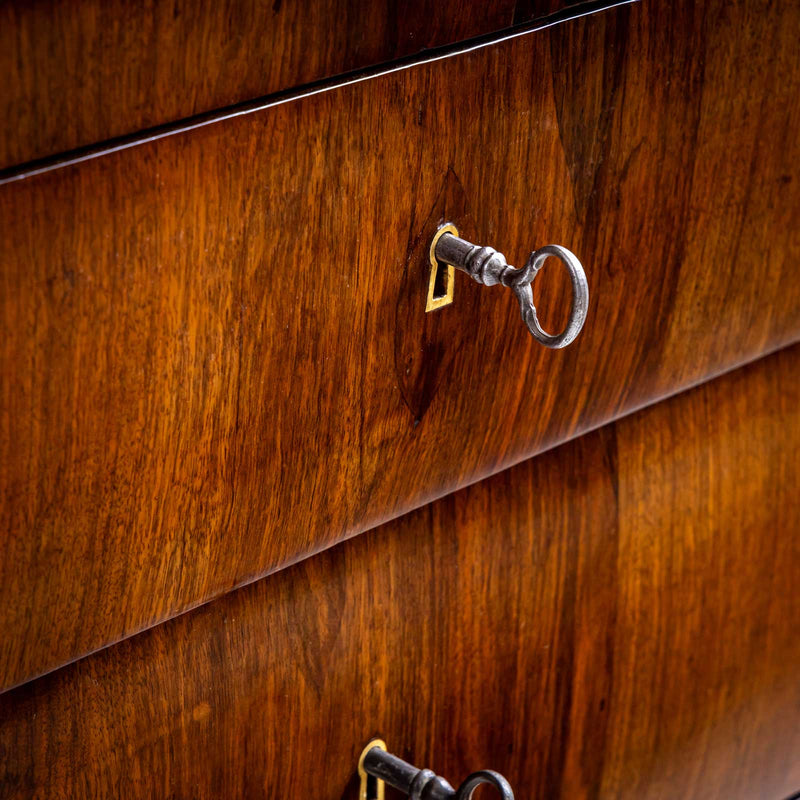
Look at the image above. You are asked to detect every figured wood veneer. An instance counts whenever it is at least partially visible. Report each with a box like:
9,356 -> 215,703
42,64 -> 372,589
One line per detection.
0,0 -> 581,170
1,0 -> 799,691
0,344 -> 798,799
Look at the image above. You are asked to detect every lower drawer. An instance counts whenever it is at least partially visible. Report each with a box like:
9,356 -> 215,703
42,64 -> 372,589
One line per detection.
1,344 -> 798,799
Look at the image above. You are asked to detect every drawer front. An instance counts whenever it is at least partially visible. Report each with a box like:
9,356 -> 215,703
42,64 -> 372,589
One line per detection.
2,0 -> 800,692
0,0 -> 585,170
1,344 -> 798,799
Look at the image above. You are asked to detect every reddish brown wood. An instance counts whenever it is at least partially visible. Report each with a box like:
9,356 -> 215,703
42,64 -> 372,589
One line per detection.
0,344 -> 798,799
0,0 -> 578,170
1,0 -> 800,692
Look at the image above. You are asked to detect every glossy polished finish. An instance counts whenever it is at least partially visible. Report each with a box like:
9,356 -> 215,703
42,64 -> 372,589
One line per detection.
0,0 -> 584,170
434,232 -> 589,347
0,344 -> 798,799
2,0 -> 800,693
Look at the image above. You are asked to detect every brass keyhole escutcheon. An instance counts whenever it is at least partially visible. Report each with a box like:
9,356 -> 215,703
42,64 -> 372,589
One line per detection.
426,223 -> 458,312
358,739 -> 387,800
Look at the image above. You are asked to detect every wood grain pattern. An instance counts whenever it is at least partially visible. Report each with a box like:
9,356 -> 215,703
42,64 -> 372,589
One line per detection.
0,344 -> 798,799
2,0 -> 800,692
0,0 -> 580,170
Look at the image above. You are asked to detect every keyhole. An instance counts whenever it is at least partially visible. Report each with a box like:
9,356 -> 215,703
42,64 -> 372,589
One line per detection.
432,258 -> 449,300
365,773 -> 380,800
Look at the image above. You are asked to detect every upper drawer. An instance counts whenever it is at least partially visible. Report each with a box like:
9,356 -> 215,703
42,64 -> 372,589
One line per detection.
1,0 -> 800,692
0,0 -> 579,170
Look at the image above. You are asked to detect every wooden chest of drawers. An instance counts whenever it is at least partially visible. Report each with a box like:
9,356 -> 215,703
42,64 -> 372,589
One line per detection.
1,0 -> 799,797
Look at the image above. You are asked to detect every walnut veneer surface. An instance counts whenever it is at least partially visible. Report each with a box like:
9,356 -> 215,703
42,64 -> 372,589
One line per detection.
0,0 -> 589,170
1,0 -> 799,693
0,343 -> 798,799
